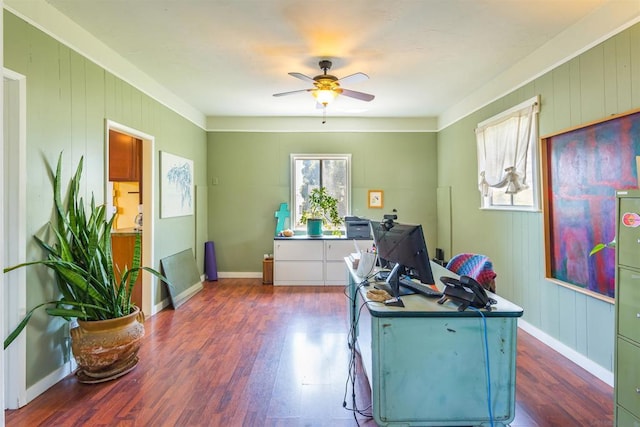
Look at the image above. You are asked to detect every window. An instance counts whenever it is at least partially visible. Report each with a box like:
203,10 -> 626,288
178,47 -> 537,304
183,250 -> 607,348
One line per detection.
476,96 -> 540,211
291,154 -> 351,229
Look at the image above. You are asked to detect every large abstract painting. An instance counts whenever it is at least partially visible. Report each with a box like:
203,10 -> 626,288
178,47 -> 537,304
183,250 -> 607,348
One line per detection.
542,110 -> 640,300
160,151 -> 194,218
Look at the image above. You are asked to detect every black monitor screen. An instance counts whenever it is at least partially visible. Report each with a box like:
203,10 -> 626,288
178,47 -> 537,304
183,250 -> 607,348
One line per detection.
370,221 -> 435,296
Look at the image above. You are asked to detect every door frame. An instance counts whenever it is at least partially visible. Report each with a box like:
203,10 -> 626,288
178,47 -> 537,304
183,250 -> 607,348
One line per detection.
3,68 -> 27,409
105,120 -> 156,316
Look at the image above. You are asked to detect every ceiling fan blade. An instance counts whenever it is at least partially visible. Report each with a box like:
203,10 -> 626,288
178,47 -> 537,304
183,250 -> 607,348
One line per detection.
288,72 -> 315,83
337,72 -> 369,85
340,88 -> 375,102
273,88 -> 312,97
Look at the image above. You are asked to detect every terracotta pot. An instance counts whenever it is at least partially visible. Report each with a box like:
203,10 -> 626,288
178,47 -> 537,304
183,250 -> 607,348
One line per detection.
71,307 -> 145,383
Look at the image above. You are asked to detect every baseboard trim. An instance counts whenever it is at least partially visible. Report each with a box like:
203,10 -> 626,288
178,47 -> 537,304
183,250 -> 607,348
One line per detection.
26,359 -> 76,404
518,319 -> 613,387
153,297 -> 171,315
215,271 -> 261,279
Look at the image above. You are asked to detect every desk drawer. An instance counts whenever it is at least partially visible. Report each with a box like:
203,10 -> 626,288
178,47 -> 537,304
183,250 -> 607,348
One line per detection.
618,268 -> 640,344
274,240 -> 323,261
325,240 -> 355,261
273,261 -> 323,284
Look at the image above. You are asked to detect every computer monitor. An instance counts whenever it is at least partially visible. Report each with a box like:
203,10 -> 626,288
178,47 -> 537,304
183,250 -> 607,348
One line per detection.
370,220 -> 435,299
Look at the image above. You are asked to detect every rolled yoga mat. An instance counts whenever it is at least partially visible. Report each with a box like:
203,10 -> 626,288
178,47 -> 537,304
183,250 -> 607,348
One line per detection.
204,241 -> 218,281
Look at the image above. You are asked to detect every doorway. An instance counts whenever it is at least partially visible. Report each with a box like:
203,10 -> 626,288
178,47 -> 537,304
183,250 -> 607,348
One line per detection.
3,70 -> 27,409
106,121 -> 155,316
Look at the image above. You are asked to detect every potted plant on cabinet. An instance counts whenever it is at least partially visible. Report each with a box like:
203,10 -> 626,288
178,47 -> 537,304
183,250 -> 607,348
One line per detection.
3,152 -> 169,383
300,187 -> 343,236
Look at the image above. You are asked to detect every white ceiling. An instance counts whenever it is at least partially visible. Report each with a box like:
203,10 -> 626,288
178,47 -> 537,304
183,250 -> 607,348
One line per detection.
9,1 -> 640,127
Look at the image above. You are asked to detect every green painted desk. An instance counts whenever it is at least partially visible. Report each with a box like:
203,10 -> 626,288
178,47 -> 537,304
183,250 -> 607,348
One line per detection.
346,259 -> 523,427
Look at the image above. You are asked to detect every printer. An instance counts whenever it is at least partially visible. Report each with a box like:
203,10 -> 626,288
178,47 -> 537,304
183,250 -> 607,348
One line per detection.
345,216 -> 372,239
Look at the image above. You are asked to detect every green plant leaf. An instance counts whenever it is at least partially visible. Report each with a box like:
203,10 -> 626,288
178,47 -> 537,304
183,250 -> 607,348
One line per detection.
4,309 -> 35,350
4,300 -> 60,349
589,243 -> 607,256
589,238 -> 616,256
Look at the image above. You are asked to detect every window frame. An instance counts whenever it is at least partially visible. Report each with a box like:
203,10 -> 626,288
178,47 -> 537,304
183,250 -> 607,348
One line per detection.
476,95 -> 541,212
290,153 -> 351,231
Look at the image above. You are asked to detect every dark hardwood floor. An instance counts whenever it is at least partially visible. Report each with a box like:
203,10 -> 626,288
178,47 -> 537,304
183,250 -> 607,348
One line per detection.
5,278 -> 613,426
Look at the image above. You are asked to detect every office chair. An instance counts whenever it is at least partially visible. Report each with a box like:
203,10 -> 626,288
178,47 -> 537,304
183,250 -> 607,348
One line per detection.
446,253 -> 497,293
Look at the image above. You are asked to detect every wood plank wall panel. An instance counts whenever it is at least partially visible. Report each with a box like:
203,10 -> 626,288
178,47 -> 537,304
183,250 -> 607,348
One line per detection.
575,292 -> 589,356
85,60 -> 108,195
569,57 -> 583,128
438,21 -> 640,373
4,11 -> 208,390
580,45 -> 606,121
558,285 -> 579,349
631,24 -> 640,106
552,61 -> 572,132
604,37 -> 620,115
435,186 -> 451,260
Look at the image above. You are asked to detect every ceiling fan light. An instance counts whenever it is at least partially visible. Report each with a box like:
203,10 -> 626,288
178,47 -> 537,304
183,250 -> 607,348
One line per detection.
313,89 -> 337,105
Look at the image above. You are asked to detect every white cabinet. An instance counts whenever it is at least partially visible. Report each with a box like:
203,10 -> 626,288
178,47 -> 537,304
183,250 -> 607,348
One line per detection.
274,239 -> 372,286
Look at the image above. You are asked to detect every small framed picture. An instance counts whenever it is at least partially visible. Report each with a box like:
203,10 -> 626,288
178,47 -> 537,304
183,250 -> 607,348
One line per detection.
368,190 -> 383,208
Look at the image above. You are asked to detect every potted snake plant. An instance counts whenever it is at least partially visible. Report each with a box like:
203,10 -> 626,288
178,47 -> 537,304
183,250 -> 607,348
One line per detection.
3,152 -> 169,382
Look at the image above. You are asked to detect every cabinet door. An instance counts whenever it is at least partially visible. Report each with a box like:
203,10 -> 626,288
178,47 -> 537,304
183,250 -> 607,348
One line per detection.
109,130 -> 141,182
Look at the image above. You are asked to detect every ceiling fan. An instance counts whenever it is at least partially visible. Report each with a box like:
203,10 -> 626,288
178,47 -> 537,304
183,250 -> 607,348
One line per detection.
273,60 -> 375,107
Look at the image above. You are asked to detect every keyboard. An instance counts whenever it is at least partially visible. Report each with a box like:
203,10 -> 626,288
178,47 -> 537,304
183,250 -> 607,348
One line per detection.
399,276 -> 443,298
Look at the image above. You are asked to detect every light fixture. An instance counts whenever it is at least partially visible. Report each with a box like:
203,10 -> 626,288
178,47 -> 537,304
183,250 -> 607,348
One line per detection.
312,88 -> 338,106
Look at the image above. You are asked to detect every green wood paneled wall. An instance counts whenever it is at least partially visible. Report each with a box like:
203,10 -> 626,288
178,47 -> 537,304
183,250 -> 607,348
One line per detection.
5,12 -> 208,387
206,131 -> 438,272
437,22 -> 640,371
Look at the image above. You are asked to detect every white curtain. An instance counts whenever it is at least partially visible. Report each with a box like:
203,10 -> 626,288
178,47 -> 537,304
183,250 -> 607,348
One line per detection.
476,99 -> 539,197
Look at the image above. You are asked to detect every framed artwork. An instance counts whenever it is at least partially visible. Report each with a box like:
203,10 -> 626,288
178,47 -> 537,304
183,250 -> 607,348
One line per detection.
160,151 -> 194,218
542,109 -> 640,301
368,190 -> 383,208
